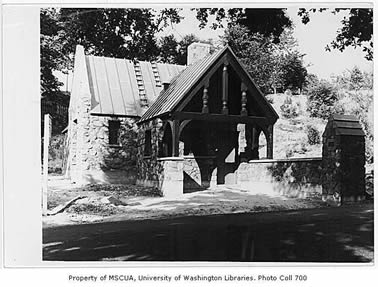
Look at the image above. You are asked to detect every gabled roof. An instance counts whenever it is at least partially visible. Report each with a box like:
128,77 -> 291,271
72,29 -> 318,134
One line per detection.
138,46 -> 278,123
85,54 -> 185,117
323,115 -> 365,137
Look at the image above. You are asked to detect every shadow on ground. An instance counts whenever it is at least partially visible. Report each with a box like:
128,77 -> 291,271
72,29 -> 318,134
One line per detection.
43,203 -> 373,262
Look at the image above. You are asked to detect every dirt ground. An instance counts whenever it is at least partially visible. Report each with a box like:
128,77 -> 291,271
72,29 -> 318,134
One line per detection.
43,175 -> 330,227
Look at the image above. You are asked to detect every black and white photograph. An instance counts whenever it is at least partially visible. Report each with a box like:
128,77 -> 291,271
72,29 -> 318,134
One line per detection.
37,5 -> 374,263
2,6 -> 376,286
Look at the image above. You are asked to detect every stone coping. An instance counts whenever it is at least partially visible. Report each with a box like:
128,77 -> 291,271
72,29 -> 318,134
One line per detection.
158,155 -> 217,161
247,157 -> 322,163
183,155 -> 217,159
157,157 -> 184,161
157,157 -> 322,163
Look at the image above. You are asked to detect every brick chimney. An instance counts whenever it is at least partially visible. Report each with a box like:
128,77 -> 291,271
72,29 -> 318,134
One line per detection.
187,42 -> 211,65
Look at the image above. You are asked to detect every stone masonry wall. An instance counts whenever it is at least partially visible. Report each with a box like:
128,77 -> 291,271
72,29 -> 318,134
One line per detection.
66,101 -> 139,184
322,135 -> 366,202
136,119 -> 164,187
236,158 -> 322,198
80,116 -> 138,184
183,156 -> 217,191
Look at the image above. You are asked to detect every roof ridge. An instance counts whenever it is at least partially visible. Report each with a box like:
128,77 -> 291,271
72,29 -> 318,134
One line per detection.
86,54 -> 186,68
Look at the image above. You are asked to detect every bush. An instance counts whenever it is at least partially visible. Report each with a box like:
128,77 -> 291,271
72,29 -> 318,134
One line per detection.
280,96 -> 299,118
306,81 -> 340,119
42,134 -> 65,174
306,125 -> 321,145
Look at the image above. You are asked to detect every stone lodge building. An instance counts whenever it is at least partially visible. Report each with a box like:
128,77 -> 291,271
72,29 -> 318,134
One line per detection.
64,43 -> 280,196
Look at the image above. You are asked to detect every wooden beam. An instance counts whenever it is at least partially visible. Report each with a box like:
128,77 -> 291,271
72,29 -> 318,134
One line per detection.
202,80 -> 209,113
172,111 -> 268,126
228,55 -> 278,123
241,82 -> 248,116
176,54 -> 228,111
222,63 -> 229,114
179,119 -> 191,135
266,124 -> 274,159
171,119 -> 180,157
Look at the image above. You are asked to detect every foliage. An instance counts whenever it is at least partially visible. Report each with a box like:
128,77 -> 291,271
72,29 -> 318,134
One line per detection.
333,66 -> 373,90
158,33 -> 216,65
40,9 -> 69,98
280,96 -> 299,118
298,8 -> 373,60
41,8 -> 183,98
222,25 -> 308,94
158,34 -> 181,64
44,134 -> 65,174
58,8 -> 182,61
280,51 -> 308,91
302,73 -> 320,94
222,25 -> 278,94
306,125 -> 321,145
306,80 -> 341,119
193,8 -> 292,43
338,89 -> 374,163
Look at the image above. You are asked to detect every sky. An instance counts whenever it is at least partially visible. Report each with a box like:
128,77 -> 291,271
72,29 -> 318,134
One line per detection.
161,7 -> 373,80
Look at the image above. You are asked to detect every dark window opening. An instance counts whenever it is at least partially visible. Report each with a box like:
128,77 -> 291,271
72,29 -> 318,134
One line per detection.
144,130 -> 152,156
109,120 -> 120,145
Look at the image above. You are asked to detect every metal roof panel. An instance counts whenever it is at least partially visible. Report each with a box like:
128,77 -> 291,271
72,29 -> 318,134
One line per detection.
85,55 -> 184,117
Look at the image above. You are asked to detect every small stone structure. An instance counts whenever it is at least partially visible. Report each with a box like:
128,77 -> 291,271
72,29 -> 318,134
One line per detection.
322,115 -> 366,202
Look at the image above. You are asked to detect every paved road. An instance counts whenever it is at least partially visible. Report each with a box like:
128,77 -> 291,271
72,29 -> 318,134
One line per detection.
43,203 -> 374,262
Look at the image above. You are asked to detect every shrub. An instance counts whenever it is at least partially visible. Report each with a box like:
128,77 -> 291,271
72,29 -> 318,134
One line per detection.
41,134 -> 65,174
306,81 -> 340,119
280,96 -> 299,118
306,125 -> 321,145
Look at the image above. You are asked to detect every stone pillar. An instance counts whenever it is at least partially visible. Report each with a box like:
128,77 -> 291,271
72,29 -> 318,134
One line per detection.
158,157 -> 184,198
322,115 -> 366,204
266,125 -> 274,159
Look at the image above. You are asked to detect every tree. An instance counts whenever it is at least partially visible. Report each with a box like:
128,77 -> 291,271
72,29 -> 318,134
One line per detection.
158,34 -> 179,64
306,80 -> 341,119
222,24 -> 278,94
158,33 -> 218,65
40,8 -> 68,98
41,8 -> 183,97
349,66 -> 364,90
302,73 -> 320,94
222,24 -> 308,95
333,66 -> 373,90
298,8 -> 373,60
280,51 -> 308,91
158,33 -> 201,65
193,8 -> 292,43
58,8 -> 182,61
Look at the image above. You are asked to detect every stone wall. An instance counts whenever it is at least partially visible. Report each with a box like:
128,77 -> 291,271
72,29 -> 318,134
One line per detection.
66,112 -> 139,184
136,119 -> 164,187
158,158 -> 184,198
322,135 -> 366,202
183,156 -> 217,191
236,158 -> 322,198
